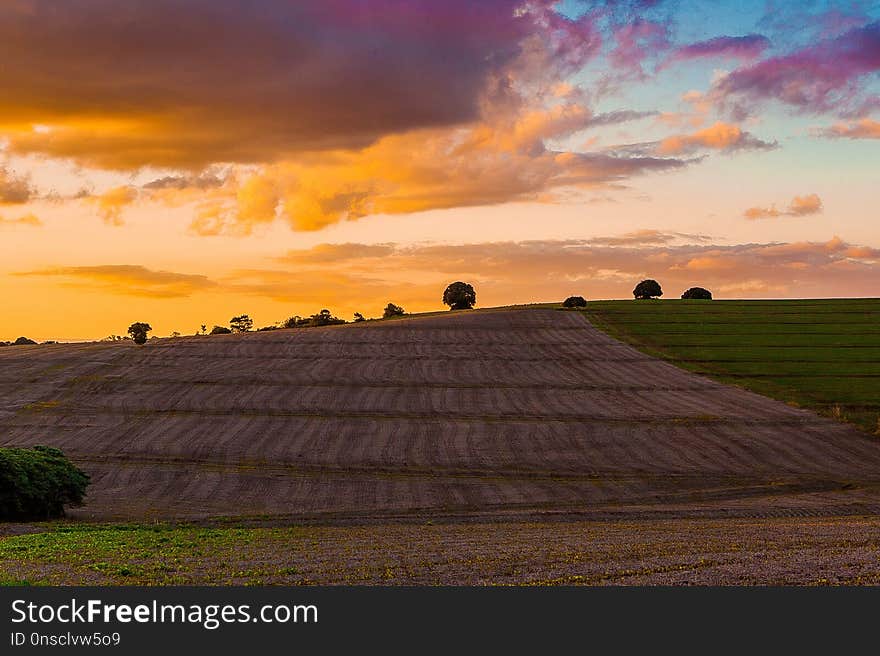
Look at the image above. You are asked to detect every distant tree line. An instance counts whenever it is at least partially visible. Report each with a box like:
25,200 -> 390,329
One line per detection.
0,337 -> 39,347
559,280 -> 713,308
108,278 -> 718,347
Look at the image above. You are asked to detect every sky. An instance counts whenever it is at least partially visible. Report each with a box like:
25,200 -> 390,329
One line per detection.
1,0 -> 878,340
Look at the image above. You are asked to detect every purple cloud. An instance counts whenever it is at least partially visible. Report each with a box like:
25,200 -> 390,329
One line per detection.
713,20 -> 880,115
668,34 -> 770,65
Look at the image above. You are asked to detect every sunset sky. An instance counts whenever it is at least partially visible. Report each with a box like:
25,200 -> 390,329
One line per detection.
1,0 -> 879,340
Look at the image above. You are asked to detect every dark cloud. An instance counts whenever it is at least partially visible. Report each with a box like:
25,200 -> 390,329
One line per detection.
0,1 -> 559,169
143,172 -> 226,190
0,167 -> 33,204
587,110 -> 659,126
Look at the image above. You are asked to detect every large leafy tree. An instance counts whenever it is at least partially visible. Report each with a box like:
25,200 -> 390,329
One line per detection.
229,315 -> 254,332
127,322 -> 152,344
681,287 -> 712,300
633,279 -> 662,300
443,282 -> 476,310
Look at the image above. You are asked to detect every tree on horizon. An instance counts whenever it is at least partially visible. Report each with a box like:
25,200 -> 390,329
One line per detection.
127,322 -> 152,345
443,282 -> 476,310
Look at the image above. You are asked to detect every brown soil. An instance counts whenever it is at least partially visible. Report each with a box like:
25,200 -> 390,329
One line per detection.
2,308 -> 880,523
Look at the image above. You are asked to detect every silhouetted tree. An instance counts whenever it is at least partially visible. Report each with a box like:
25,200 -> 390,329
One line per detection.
210,325 -> 232,335
633,279 -> 662,300
383,303 -> 405,318
353,312 -> 366,322
443,281 -> 476,310
281,311 -> 345,328
229,315 -> 253,333
308,309 -> 346,326
200,324 -> 207,335
681,287 -> 712,300
126,322 -> 152,345
562,296 -> 587,308
12,337 -> 37,346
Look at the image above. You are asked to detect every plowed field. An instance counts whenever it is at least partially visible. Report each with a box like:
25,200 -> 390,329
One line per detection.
3,307 -> 880,524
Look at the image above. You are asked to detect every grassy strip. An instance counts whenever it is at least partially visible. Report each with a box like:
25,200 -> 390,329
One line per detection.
4,517 -> 880,586
0,524 -> 307,586
583,299 -> 880,435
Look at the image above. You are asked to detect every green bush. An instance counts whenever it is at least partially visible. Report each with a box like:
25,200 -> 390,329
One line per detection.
0,446 -> 90,520
681,286 -> 713,300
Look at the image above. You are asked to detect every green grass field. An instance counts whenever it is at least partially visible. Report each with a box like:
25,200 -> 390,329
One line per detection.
4,517 -> 880,585
585,299 -> 880,435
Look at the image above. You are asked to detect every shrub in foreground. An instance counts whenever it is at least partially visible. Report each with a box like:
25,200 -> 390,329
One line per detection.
562,296 -> 587,308
0,446 -> 90,520
633,279 -> 662,299
681,287 -> 713,300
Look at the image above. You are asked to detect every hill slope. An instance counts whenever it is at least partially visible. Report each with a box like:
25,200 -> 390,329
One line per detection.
587,299 -> 880,433
2,307 -> 880,522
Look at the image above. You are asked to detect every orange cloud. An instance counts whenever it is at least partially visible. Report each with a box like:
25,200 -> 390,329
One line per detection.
13,235 -> 880,339
87,186 -> 138,226
818,118 -> 880,140
588,229 -> 712,246
657,122 -> 776,155
744,193 -> 823,219
14,265 -> 216,298
252,236 -> 880,307
0,213 -> 41,227
681,255 -> 738,271
181,120 -> 686,235
0,2 -> 693,235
